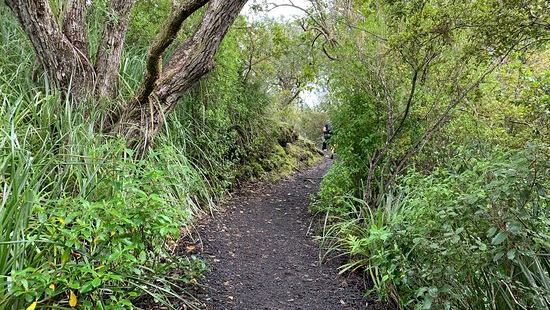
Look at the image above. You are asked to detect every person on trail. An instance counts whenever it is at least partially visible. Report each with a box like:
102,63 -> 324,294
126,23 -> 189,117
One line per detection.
322,123 -> 333,158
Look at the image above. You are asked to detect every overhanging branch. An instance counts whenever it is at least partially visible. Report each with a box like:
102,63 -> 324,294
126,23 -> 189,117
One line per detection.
135,0 -> 210,104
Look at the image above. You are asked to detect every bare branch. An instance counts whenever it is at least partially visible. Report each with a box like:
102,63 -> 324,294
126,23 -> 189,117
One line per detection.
321,40 -> 337,60
388,69 -> 419,146
282,88 -> 302,106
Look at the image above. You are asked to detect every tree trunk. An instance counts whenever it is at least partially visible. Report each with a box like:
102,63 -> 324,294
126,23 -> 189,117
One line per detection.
6,0 -> 95,99
62,0 -> 89,56
95,0 -> 135,98
7,0 -> 248,152
118,0 -> 248,152
6,0 -> 136,100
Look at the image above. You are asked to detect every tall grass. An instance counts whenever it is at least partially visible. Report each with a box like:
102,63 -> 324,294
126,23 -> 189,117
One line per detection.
0,7 -> 214,308
0,5 -> 321,307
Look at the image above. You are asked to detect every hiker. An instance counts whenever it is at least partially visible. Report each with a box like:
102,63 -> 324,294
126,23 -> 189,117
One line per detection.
322,123 -> 333,158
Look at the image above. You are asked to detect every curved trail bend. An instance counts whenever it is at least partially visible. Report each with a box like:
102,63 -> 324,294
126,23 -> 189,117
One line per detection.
186,160 -> 385,310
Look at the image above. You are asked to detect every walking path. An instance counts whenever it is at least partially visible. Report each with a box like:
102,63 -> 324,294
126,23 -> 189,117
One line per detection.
186,160 -> 385,310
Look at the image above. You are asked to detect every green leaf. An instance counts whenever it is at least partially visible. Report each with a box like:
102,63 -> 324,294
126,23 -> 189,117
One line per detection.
80,282 -> 93,294
493,252 -> 505,262
21,279 -> 29,291
91,278 -> 101,288
491,231 -> 507,245
507,249 -> 516,260
422,296 -> 433,309
486,227 -> 497,238
428,287 -> 439,297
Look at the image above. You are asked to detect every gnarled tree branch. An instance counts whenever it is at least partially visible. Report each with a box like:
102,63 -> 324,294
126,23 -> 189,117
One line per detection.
119,0 -> 248,152
135,0 -> 209,105
156,0 -> 248,109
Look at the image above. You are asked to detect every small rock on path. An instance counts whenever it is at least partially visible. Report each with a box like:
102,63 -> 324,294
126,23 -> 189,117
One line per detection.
188,160 -> 385,310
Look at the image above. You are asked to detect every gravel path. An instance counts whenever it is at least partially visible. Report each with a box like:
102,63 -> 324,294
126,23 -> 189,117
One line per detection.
187,160 -> 385,310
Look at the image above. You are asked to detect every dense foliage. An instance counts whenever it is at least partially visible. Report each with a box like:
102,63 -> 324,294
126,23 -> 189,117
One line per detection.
0,3 -> 320,309
319,147 -> 548,309
1,0 -> 548,309
309,0 -> 550,309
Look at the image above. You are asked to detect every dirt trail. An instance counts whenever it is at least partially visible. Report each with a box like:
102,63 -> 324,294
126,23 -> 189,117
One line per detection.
186,160 -> 385,310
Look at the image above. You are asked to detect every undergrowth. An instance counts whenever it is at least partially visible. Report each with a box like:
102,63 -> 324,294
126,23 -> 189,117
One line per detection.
0,6 -> 321,309
314,146 -> 549,309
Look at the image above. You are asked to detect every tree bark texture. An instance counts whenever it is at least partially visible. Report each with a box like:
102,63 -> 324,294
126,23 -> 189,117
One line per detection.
62,0 -> 89,56
135,0 -> 209,105
95,0 -> 135,98
6,0 -> 95,98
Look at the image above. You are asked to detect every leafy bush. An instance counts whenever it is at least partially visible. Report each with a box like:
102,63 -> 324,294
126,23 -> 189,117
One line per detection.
6,153 -> 206,309
318,145 -> 549,309
313,162 -> 357,215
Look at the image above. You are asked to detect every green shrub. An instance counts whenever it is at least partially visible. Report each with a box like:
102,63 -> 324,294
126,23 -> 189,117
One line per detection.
0,90 -> 210,309
314,162 -> 357,215
7,158 -> 202,309
320,145 -> 549,309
